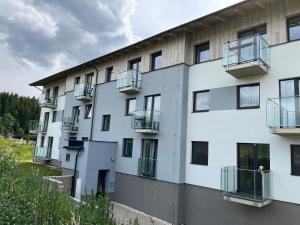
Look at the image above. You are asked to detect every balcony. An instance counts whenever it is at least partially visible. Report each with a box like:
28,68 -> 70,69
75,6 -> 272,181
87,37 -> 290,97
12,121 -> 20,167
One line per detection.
117,70 -> 141,94
267,96 -> 300,135
38,94 -> 57,108
35,147 -> 51,160
221,167 -> 272,207
74,83 -> 94,101
61,118 -> 78,134
29,120 -> 39,134
138,158 -> 156,179
223,34 -> 270,78
132,110 -> 160,134
38,123 -> 48,134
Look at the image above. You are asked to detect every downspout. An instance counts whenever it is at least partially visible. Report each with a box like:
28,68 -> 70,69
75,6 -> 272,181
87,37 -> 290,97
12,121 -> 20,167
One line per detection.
71,149 -> 82,197
90,63 -> 99,141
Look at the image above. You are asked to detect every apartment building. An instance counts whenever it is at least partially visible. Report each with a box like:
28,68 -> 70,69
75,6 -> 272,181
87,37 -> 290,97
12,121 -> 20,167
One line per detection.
29,0 -> 300,224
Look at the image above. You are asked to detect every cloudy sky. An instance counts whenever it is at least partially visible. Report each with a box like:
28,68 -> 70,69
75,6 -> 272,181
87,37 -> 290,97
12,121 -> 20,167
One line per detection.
0,0 -> 242,97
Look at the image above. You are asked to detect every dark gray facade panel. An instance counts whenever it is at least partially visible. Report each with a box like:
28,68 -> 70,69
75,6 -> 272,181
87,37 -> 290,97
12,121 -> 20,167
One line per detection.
209,86 -> 237,111
183,184 -> 300,225
112,172 -> 185,225
56,110 -> 64,121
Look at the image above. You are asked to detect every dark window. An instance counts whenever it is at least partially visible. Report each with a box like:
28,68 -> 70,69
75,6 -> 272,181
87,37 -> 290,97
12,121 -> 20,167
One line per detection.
129,58 -> 141,71
238,25 -> 267,40
45,88 -> 50,99
82,137 -> 88,141
238,83 -> 260,109
288,16 -> 300,42
72,106 -> 80,123
123,138 -> 133,157
191,141 -> 208,165
145,95 -> 160,111
85,73 -> 93,84
53,86 -> 59,100
101,115 -> 110,131
106,67 -> 113,82
74,77 -> 80,87
52,111 -> 57,122
125,98 -> 136,115
193,90 -> 209,112
195,42 -> 209,64
151,51 -> 162,71
84,104 -> 92,119
40,136 -> 45,147
66,153 -> 70,162
291,145 -> 300,176
47,137 -> 53,157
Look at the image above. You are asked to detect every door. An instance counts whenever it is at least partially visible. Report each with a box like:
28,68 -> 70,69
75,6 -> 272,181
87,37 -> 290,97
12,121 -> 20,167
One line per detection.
53,87 -> 59,104
43,112 -> 49,131
47,137 -> 53,158
237,143 -> 270,197
72,107 -> 80,123
45,89 -> 51,100
280,79 -> 300,128
145,95 -> 160,129
97,170 -> 107,196
129,58 -> 141,87
141,139 -> 157,177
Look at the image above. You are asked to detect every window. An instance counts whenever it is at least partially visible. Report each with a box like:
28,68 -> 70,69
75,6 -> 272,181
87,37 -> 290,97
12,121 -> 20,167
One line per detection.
125,98 -> 136,115
288,16 -> 300,42
66,153 -> 70,162
52,111 -> 57,122
238,83 -> 260,109
291,145 -> 300,176
122,138 -> 133,157
72,106 -> 80,123
193,90 -> 209,112
101,115 -> 110,131
106,67 -> 113,82
40,136 -> 45,147
45,88 -> 50,99
238,25 -> 267,40
129,58 -> 141,71
47,137 -> 53,157
74,77 -> 80,87
195,42 -> 209,64
84,104 -> 92,119
191,141 -> 208,165
145,95 -> 160,111
151,51 -> 162,71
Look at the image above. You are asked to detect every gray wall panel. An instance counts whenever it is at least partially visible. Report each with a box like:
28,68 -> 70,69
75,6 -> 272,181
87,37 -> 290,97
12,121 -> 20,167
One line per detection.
209,86 -> 237,111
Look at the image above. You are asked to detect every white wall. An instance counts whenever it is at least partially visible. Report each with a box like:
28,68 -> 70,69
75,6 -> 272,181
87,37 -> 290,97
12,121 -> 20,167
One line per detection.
186,40 -> 300,204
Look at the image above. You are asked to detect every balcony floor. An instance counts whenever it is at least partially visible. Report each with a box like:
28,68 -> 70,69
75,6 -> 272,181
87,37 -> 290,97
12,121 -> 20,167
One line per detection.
118,86 -> 140,94
225,61 -> 268,78
224,192 -> 272,207
270,128 -> 300,136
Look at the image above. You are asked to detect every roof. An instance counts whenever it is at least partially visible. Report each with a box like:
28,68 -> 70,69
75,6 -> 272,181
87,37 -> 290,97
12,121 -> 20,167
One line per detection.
30,0 -> 270,86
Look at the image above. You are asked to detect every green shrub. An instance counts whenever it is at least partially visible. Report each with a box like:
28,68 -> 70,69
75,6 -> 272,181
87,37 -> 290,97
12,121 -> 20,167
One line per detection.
0,148 -> 139,225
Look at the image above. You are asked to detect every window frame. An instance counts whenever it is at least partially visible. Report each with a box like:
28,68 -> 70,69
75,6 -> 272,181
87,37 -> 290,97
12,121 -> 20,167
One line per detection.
122,138 -> 133,158
125,98 -> 136,116
291,145 -> 300,176
144,94 -> 161,111
193,90 -> 210,113
101,114 -> 111,131
287,15 -> 300,42
105,67 -> 113,82
194,42 -> 210,64
191,141 -> 209,166
74,77 -> 80,87
237,83 -> 260,110
84,104 -> 92,119
150,51 -> 162,71
129,57 -> 141,71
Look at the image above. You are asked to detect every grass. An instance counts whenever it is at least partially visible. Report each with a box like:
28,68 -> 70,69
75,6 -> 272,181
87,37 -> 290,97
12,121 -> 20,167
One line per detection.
0,137 -> 62,176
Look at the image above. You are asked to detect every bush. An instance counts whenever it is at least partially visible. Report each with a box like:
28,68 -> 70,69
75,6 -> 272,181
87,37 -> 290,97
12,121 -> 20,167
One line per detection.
0,148 -> 139,225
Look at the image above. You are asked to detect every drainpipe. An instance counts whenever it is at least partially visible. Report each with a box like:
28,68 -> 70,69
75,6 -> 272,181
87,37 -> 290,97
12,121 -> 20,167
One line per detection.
89,63 -> 99,141
71,149 -> 81,197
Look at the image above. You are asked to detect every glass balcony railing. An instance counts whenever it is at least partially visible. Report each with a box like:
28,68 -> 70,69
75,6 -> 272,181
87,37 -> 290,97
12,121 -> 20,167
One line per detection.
223,34 -> 270,77
132,110 -> 160,133
221,166 -> 272,206
29,120 -> 39,134
61,118 -> 78,133
267,96 -> 300,129
35,147 -> 51,160
38,122 -> 48,134
117,70 -> 141,93
138,158 -> 157,179
38,94 -> 58,108
74,83 -> 94,100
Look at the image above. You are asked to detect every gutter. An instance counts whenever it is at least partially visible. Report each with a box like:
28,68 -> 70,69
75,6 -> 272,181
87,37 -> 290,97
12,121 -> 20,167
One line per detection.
89,63 -> 99,141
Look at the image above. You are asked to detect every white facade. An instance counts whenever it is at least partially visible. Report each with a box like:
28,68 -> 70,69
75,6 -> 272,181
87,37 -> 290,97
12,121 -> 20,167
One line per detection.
186,40 -> 300,204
